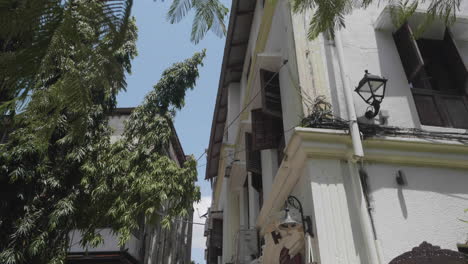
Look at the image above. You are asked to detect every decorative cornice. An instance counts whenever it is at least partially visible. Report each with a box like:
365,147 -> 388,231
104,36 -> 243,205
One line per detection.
257,127 -> 468,231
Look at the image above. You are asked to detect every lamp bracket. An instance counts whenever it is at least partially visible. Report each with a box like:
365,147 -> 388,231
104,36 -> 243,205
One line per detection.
365,101 -> 381,119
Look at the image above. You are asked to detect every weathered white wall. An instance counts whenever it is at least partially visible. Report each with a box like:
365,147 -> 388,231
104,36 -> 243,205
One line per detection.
109,114 -> 129,142
342,4 -> 468,128
227,83 -> 241,144
265,1 -> 303,144
293,2 -> 468,131
69,228 -> 121,252
365,163 -> 468,262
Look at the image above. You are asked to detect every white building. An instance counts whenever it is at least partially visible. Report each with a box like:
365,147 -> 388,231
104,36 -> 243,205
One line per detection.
204,1 -> 468,263
68,108 -> 193,264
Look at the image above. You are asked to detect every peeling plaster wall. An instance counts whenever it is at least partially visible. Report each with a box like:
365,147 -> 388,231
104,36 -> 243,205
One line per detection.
109,114 -> 128,143
365,163 -> 468,263
337,4 -> 468,129
292,2 -> 468,131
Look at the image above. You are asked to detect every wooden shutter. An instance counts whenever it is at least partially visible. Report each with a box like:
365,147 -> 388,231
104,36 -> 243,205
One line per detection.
277,135 -> 285,165
393,23 -> 426,85
412,89 -> 468,129
251,172 -> 262,192
412,90 -> 445,127
251,109 -> 283,150
245,132 -> 262,174
443,29 -> 468,92
260,69 -> 283,118
441,95 -> 468,129
211,219 -> 223,248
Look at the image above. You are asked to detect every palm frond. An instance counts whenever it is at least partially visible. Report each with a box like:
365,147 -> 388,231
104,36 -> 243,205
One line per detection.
307,0 -> 351,39
390,0 -> 419,29
290,0 -> 462,40
427,0 -> 460,24
290,0 -> 315,13
190,0 -> 228,44
167,0 -> 193,24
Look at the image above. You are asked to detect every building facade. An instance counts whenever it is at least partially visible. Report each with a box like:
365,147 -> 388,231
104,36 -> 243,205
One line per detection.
204,1 -> 468,264
68,108 -> 193,264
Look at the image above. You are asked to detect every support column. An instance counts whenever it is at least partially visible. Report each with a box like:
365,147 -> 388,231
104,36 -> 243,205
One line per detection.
239,187 -> 248,229
222,181 -> 231,264
261,149 -> 278,203
247,173 -> 260,229
223,179 -> 240,263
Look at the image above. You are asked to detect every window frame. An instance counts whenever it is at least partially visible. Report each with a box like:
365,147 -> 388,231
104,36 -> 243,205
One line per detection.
393,23 -> 468,129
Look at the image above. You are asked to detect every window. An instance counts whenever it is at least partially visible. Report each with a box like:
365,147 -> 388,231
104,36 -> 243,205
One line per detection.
255,69 -> 285,148
260,69 -> 283,118
251,109 -> 283,150
251,69 -> 286,166
245,132 -> 262,174
394,23 -> 468,129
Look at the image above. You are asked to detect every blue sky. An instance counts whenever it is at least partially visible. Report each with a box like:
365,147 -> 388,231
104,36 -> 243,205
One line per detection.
116,1 -> 229,263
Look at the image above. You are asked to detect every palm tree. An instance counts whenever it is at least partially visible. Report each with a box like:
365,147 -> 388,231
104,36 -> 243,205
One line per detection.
290,0 -> 462,39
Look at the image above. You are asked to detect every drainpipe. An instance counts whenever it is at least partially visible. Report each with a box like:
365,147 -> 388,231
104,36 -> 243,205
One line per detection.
334,32 -> 364,160
334,31 -> 382,264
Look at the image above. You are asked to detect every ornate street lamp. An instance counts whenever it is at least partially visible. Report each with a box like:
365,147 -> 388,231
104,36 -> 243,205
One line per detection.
278,196 -> 313,237
354,70 -> 387,119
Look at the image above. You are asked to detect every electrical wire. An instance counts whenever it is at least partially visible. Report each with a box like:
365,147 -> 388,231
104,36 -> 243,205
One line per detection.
195,150 -> 207,162
197,120 -> 302,169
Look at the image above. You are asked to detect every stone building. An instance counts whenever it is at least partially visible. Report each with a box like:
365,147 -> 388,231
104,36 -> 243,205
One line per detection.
68,108 -> 193,264
204,1 -> 468,263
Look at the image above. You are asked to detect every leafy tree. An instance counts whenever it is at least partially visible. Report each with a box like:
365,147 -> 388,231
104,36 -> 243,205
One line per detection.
0,37 -> 204,264
0,1 -> 217,263
0,0 -> 226,120
289,0 -> 462,39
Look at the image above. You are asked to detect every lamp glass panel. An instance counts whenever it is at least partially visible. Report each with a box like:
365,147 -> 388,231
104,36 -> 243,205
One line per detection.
368,79 -> 385,93
357,89 -> 374,102
359,79 -> 384,93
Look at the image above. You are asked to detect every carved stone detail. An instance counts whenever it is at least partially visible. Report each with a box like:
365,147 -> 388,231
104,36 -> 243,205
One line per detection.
389,241 -> 468,264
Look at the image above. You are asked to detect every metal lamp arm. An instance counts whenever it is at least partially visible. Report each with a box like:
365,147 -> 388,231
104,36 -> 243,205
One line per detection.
287,196 -> 314,237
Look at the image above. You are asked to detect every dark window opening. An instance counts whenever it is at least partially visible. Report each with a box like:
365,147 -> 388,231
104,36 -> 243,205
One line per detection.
254,69 -> 285,161
394,23 -> 468,129
251,172 -> 263,209
245,132 -> 262,175
260,70 -> 283,118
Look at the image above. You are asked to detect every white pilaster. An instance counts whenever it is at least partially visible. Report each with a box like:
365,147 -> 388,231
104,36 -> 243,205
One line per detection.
247,173 -> 260,229
261,149 -> 278,202
308,159 -> 360,264
239,187 -> 249,229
